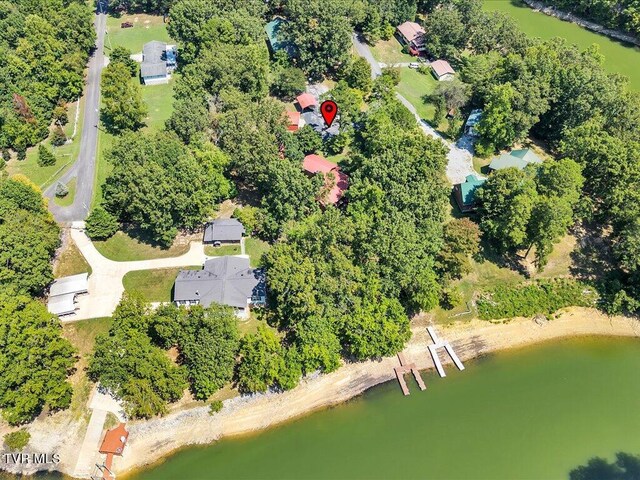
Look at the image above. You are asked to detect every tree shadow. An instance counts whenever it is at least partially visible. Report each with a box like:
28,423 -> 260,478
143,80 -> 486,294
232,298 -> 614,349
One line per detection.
121,223 -> 174,250
478,235 -> 530,278
569,452 -> 640,480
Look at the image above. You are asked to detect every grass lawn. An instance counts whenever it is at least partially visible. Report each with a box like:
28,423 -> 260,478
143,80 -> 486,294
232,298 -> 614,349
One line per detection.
93,230 -> 192,261
245,238 -> 271,268
395,68 -> 438,121
105,13 -> 172,53
7,97 -> 85,189
54,236 -> 92,278
205,244 -> 241,256
122,266 -> 200,302
54,178 -> 76,207
370,38 -> 415,65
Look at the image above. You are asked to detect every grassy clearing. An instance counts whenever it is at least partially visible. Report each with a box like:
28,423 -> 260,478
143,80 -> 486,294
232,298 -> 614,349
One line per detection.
7,97 -> 85,188
54,236 -> 92,278
246,238 -> 271,268
54,178 -> 76,207
370,38 -> 415,64
93,230 -> 192,261
205,244 -> 241,256
105,13 -> 172,53
122,266 -> 200,302
395,68 -> 439,121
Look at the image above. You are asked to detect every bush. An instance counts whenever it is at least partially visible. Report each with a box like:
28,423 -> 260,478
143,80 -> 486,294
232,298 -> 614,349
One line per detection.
53,105 -> 68,125
17,147 -> 26,161
85,207 -> 119,240
2,148 -> 10,164
476,279 -> 598,320
232,206 -> 259,235
4,430 -> 30,450
417,65 -> 430,75
51,126 -> 67,147
37,145 -> 56,167
208,400 -> 223,415
55,182 -> 69,198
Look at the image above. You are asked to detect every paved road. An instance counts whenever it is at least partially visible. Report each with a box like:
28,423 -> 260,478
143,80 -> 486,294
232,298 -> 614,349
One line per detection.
351,34 -> 479,184
45,0 -> 108,223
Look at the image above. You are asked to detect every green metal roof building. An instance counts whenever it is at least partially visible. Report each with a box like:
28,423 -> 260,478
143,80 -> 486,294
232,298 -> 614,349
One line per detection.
488,148 -> 543,171
453,174 -> 486,212
265,17 -> 294,56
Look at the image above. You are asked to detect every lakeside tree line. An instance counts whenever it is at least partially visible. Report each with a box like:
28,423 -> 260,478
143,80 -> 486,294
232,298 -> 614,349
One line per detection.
538,0 -> 640,37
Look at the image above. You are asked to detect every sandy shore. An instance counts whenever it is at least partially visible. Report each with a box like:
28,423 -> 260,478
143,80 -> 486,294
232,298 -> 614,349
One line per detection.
106,308 -> 640,477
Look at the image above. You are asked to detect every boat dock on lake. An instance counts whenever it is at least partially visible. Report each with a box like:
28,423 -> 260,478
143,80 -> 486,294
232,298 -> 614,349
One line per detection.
427,326 -> 465,378
394,352 -> 426,395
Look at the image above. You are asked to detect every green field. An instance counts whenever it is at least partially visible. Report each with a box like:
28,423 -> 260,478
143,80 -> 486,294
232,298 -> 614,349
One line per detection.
122,266 -> 200,302
483,0 -> 640,90
370,38 -> 415,65
105,13 -> 172,53
395,68 -> 439,120
7,97 -> 85,188
205,244 -> 241,256
245,238 -> 271,268
93,231 -> 191,261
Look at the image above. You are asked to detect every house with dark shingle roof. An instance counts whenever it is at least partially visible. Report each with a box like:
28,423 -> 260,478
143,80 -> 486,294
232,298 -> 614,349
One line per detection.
141,40 -> 176,85
453,174 -> 486,212
173,256 -> 266,319
203,219 -> 245,245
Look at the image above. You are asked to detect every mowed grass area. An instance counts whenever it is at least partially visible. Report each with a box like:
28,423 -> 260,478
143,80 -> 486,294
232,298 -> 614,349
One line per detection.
245,238 -> 270,267
395,68 -> 438,120
205,244 -> 241,256
483,0 -> 640,90
105,13 -> 172,53
370,37 -> 416,64
432,233 -> 577,324
54,237 -> 92,278
93,230 -> 192,261
7,97 -> 85,189
122,266 -> 200,302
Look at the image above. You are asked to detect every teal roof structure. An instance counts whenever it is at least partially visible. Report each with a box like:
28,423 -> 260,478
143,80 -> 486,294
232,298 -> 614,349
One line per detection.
265,18 -> 294,56
460,174 -> 486,205
489,148 -> 543,171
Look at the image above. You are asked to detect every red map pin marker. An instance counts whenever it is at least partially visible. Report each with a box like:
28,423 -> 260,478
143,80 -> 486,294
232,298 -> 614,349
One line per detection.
320,100 -> 338,128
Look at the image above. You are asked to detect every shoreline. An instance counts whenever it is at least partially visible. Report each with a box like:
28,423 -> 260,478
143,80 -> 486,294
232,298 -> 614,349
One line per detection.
521,0 -> 640,47
111,308 -> 639,478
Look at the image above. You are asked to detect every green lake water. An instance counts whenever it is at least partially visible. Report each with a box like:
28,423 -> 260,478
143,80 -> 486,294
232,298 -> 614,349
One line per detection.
483,0 -> 640,90
133,337 -> 640,480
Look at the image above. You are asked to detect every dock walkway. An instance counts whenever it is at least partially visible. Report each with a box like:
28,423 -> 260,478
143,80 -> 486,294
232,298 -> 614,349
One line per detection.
426,326 -> 465,378
394,353 -> 426,395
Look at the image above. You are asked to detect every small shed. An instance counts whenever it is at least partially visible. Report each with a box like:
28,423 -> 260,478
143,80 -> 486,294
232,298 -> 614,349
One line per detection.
286,111 -> 303,131
203,219 -> 245,244
464,109 -> 482,136
431,60 -> 455,81
295,93 -> 317,111
453,174 -> 486,212
99,423 -> 129,456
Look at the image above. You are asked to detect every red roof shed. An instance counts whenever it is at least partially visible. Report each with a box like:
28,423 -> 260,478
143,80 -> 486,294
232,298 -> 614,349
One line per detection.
99,423 -> 129,456
296,93 -> 317,110
286,111 -> 301,131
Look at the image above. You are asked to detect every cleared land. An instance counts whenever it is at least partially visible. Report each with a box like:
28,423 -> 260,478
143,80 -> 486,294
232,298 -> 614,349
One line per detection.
122,266 -> 200,302
204,245 -> 241,256
245,238 -> 270,268
105,14 -> 172,53
370,38 -> 415,64
54,236 -> 92,278
395,68 -> 439,121
93,231 -> 192,261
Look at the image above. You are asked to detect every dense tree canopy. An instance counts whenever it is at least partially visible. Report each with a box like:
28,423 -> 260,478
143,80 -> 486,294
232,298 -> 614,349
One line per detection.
0,293 -> 76,425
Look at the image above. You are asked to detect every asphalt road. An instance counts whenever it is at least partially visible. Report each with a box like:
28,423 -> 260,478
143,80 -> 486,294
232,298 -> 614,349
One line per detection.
45,1 -> 107,223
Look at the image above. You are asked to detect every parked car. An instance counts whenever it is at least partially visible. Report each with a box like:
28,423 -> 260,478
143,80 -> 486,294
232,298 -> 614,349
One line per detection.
409,62 -> 420,69
121,21 -> 133,28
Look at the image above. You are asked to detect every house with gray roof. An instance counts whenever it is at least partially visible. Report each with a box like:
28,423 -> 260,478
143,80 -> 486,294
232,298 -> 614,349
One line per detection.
173,256 -> 266,318
203,219 -> 245,245
489,148 -> 543,172
140,41 -> 176,85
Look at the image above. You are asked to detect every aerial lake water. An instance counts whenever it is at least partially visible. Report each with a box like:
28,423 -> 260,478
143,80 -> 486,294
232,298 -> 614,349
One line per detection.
133,337 -> 640,480
483,0 -> 640,90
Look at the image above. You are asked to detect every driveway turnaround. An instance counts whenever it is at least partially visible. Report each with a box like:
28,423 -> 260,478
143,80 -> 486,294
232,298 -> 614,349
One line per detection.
67,223 -> 206,321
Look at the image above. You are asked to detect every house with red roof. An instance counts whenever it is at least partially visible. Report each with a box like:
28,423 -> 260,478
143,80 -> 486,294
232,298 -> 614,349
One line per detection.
295,93 -> 317,111
303,154 -> 348,206
430,59 -> 455,81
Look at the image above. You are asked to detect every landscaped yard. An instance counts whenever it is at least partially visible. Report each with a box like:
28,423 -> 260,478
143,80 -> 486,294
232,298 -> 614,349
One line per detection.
54,178 -> 76,207
205,244 -> 241,256
370,38 -> 415,65
54,237 -> 92,278
93,230 -> 193,261
7,97 -> 85,189
246,238 -> 271,267
122,266 -> 200,302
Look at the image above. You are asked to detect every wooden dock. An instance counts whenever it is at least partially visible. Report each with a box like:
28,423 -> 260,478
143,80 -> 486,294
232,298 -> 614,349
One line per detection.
426,326 -> 465,377
394,353 -> 426,395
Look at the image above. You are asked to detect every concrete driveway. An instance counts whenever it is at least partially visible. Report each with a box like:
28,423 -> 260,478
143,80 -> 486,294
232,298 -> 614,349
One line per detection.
67,223 -> 206,321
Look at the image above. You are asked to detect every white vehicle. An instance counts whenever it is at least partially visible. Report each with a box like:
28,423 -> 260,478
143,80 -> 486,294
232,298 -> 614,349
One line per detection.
409,62 -> 420,69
